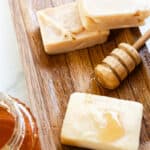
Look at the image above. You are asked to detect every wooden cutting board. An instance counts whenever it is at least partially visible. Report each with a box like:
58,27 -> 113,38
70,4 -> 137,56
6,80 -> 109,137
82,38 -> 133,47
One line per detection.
9,0 -> 150,149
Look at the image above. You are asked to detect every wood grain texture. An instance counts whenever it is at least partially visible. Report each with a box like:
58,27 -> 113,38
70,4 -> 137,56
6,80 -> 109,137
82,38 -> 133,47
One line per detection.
9,0 -> 150,149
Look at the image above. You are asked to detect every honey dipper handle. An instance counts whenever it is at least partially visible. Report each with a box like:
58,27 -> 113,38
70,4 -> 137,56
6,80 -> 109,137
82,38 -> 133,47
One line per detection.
133,29 -> 150,50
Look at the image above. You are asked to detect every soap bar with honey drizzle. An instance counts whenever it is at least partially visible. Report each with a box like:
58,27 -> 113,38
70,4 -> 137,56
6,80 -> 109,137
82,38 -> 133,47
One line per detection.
61,92 -> 143,150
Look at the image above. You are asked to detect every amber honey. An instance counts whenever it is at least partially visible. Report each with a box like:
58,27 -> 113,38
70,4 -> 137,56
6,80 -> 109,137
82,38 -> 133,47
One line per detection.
0,93 -> 41,149
0,107 -> 15,148
99,112 -> 125,142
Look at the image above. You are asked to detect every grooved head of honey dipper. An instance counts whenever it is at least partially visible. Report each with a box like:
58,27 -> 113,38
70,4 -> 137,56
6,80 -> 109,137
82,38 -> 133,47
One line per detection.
95,64 -> 120,90
119,43 -> 141,65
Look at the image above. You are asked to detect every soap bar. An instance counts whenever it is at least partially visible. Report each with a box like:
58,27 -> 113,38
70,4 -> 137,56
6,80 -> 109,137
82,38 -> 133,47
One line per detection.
61,92 -> 143,150
78,0 -> 150,30
37,2 -> 109,54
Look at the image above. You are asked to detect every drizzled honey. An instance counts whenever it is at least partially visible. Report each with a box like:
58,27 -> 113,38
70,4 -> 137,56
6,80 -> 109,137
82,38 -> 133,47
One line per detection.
99,112 -> 125,142
85,94 -> 125,142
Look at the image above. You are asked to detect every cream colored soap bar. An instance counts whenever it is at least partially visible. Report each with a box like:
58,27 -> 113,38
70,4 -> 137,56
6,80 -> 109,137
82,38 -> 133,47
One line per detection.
61,92 -> 143,150
37,2 -> 109,54
78,0 -> 150,30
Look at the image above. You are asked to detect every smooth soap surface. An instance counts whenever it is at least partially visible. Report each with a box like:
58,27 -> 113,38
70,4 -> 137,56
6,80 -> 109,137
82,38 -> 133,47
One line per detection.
37,2 -> 109,54
81,0 -> 150,15
78,0 -> 150,30
61,92 -> 143,150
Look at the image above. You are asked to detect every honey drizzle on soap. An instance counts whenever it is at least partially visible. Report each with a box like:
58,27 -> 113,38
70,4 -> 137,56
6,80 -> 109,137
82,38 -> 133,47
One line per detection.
84,95 -> 125,142
99,112 -> 125,142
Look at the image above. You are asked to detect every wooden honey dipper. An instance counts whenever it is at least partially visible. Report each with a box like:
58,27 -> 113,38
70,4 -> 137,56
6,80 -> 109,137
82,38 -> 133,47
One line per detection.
95,29 -> 150,89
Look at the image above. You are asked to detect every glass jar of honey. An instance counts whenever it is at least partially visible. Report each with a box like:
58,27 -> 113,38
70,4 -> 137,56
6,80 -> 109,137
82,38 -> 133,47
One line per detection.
0,93 -> 40,150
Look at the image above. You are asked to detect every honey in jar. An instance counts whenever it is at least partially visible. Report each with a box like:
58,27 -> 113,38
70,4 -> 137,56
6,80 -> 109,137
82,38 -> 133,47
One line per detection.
0,93 -> 40,150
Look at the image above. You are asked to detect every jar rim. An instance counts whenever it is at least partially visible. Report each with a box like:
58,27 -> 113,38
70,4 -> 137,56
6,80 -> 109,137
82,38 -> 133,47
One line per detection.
0,93 -> 26,149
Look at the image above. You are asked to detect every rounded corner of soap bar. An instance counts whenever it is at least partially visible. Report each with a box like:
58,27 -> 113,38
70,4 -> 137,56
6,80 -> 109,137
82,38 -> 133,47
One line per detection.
70,92 -> 81,97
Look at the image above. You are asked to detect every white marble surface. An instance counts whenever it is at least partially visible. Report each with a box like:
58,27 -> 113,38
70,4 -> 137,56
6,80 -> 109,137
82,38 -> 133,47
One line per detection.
0,1 -> 149,105
0,1 -> 28,103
